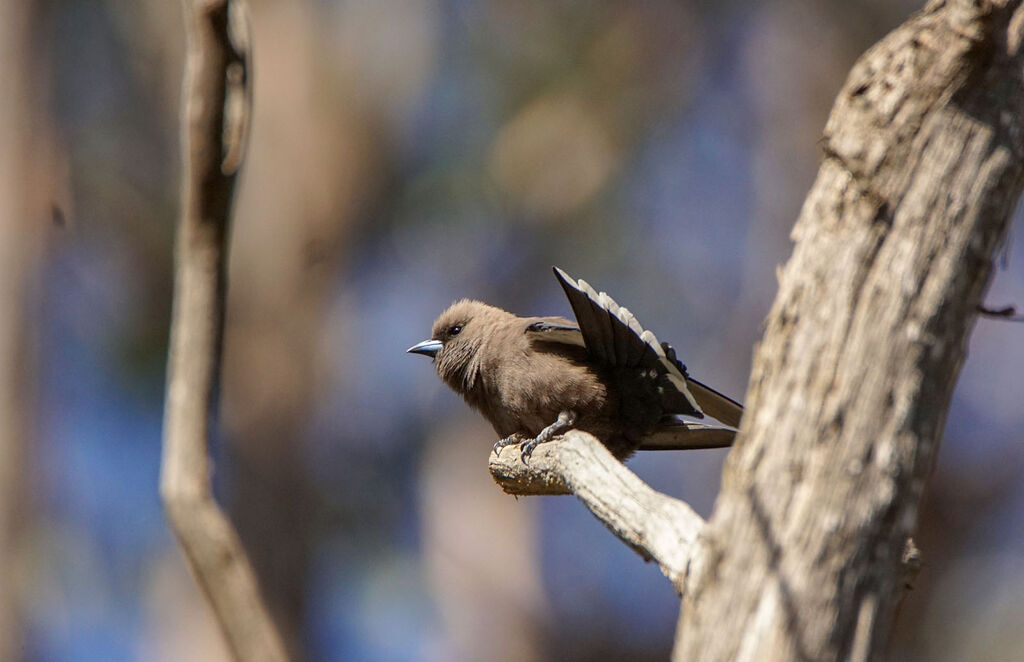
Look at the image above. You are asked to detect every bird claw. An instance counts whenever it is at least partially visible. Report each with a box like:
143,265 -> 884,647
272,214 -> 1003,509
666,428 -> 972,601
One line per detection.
520,410 -> 577,465
520,438 -> 540,464
493,434 -> 525,456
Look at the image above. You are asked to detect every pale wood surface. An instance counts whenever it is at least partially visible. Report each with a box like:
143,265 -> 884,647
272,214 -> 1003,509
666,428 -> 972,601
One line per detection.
489,430 -> 706,590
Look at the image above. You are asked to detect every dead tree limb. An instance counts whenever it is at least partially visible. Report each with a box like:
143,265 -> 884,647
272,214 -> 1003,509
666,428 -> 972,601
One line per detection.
159,2 -> 288,661
490,431 -> 705,590
673,1 -> 1024,660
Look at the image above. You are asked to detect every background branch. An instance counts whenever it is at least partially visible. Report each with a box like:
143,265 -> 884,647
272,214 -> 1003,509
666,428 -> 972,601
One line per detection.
0,1 -> 48,659
674,1 -> 1024,660
159,1 -> 288,661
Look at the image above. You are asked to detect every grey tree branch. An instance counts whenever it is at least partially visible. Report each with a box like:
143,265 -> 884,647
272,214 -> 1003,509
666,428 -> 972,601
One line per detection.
159,2 -> 288,661
489,431 -> 706,590
673,1 -> 1024,660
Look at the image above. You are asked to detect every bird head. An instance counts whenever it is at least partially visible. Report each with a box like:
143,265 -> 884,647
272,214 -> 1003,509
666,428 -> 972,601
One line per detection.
408,299 -> 509,392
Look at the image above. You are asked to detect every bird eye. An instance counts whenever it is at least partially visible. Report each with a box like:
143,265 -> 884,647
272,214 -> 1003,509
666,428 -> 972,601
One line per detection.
449,324 -> 462,336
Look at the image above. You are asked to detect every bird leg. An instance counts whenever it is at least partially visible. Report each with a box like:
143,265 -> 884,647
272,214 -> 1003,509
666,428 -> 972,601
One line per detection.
493,433 -> 527,457
520,410 -> 577,464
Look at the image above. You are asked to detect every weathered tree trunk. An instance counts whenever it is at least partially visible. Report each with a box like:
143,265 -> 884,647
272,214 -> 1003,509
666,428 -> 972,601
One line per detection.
674,1 -> 1024,659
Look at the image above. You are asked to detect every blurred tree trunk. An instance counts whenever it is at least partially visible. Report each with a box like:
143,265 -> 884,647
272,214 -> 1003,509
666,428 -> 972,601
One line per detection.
0,1 -> 50,659
219,4 -> 382,657
674,1 -> 1024,660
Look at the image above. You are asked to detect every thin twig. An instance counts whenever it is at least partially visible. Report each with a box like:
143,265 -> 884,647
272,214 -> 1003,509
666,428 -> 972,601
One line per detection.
977,303 -> 1024,321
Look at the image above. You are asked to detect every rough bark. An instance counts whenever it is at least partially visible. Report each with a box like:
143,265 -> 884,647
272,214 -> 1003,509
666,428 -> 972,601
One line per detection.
159,2 -> 288,661
673,1 -> 1024,660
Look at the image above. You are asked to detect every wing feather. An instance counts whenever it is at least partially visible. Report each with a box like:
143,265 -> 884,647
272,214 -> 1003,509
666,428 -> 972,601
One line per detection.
524,320 -> 586,348
553,267 -> 702,416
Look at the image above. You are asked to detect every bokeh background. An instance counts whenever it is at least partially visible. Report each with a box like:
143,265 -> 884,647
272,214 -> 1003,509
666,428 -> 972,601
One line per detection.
3,0 -> 1024,660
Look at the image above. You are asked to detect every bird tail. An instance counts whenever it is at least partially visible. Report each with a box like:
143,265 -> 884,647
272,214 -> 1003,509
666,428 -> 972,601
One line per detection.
686,378 -> 744,428
638,418 -> 737,451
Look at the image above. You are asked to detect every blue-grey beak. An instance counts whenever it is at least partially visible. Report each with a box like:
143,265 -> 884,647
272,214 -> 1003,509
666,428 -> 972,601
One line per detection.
407,339 -> 442,357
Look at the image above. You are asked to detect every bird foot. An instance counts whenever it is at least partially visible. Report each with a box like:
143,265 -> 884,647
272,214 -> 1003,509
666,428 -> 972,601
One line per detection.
493,433 -> 527,457
521,410 -> 577,464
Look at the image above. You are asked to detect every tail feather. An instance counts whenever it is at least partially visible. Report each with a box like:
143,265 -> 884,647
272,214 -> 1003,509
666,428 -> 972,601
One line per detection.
687,378 -> 744,428
639,420 -> 736,450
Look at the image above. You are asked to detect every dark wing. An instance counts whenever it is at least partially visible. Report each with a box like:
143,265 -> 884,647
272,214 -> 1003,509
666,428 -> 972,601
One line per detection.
552,267 -> 702,417
524,319 -> 586,348
638,419 -> 736,450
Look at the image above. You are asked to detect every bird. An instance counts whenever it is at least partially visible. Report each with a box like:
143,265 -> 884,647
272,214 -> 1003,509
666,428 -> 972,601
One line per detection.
407,267 -> 743,462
